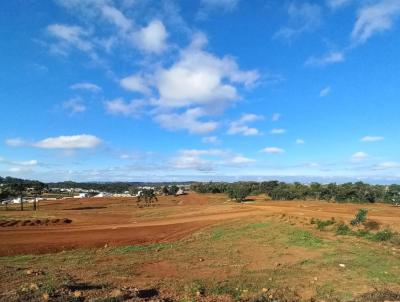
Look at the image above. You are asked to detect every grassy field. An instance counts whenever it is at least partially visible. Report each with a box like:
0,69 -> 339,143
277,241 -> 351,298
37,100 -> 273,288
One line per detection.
1,212 -> 400,301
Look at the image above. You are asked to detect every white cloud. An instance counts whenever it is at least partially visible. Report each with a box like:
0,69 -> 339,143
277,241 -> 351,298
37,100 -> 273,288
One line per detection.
352,0 -> 400,44
133,20 -> 168,54
155,107 -> 218,134
238,113 -> 263,123
170,149 -> 222,171
116,32 -> 257,135
319,86 -> 331,97
120,74 -> 151,95
70,82 -> 101,92
296,139 -> 305,144
154,33 -> 258,108
228,125 -> 259,136
261,147 -> 285,154
17,160 -> 38,166
5,138 -> 26,147
171,148 -> 254,171
101,5 -> 132,32
272,113 -> 281,122
171,154 -> 213,171
351,151 -> 369,161
305,51 -> 345,67
33,135 -> 101,149
63,98 -> 86,113
230,155 -> 255,164
374,161 -> 400,170
105,98 -> 145,117
361,136 -> 384,142
202,136 -> 219,144
270,128 -> 286,135
227,113 -> 262,136
275,2 -> 322,40
47,23 -> 93,55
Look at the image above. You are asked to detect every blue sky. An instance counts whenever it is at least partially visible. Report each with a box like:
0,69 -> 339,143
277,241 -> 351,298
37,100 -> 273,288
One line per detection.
1,0 -> 400,183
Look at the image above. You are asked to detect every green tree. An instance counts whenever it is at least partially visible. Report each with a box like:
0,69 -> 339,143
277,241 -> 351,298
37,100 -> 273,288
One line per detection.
169,185 -> 179,195
227,184 -> 251,203
137,189 -> 158,207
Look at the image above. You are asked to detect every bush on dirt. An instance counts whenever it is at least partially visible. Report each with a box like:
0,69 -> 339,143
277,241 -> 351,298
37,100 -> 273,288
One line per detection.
336,223 -> 351,235
372,229 -> 395,242
351,208 -> 368,226
312,219 -> 336,231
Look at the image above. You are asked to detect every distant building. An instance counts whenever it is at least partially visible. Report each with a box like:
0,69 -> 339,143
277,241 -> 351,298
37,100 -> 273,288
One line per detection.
176,188 -> 186,196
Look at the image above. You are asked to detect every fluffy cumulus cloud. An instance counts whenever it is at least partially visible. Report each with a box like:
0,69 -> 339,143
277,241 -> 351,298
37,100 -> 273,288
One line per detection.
120,33 -> 258,134
227,113 -> 263,136
133,20 -> 168,54
155,108 -> 218,134
352,0 -> 400,44
154,33 -> 258,108
33,135 -> 102,149
120,74 -> 151,95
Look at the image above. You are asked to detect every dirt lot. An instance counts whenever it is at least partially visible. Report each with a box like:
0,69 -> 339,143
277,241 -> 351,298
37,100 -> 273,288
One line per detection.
1,193 -> 400,301
1,193 -> 400,256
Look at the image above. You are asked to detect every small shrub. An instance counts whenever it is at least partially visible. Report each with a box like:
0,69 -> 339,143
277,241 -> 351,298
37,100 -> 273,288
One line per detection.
336,223 -> 350,235
351,208 -> 368,226
315,219 -> 335,231
372,229 -> 394,242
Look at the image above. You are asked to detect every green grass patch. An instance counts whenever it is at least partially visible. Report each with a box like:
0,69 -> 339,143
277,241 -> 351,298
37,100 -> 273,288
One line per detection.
210,221 -> 271,241
110,243 -> 176,254
352,249 -> 400,283
286,229 -> 324,248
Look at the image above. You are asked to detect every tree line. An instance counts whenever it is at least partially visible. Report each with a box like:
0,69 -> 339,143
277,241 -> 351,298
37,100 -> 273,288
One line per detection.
47,181 -> 192,193
190,181 -> 400,204
0,177 -> 48,211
